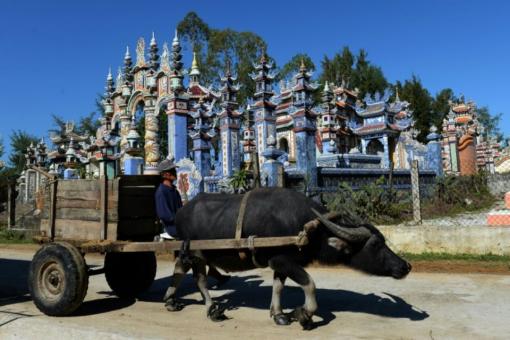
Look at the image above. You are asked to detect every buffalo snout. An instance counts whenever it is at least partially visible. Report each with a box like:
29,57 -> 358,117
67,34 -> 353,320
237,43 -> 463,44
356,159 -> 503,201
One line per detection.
392,261 -> 412,279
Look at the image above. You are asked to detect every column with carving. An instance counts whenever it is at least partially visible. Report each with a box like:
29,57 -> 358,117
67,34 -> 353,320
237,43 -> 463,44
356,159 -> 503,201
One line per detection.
144,97 -> 160,174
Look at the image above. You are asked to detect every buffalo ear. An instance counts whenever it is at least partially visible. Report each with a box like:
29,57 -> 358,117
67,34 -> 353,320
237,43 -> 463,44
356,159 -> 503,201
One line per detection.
328,237 -> 351,253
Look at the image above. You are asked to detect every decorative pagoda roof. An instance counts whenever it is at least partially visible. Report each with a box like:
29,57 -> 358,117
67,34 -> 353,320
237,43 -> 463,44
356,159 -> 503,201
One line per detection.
49,121 -> 89,145
351,122 -> 403,136
276,115 -> 293,128
352,88 -> 414,136
452,104 -> 470,114
253,100 -> 277,109
188,84 -> 220,101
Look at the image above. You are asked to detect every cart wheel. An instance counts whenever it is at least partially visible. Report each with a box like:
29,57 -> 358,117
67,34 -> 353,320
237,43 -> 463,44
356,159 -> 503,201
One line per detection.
28,242 -> 89,316
104,252 -> 157,298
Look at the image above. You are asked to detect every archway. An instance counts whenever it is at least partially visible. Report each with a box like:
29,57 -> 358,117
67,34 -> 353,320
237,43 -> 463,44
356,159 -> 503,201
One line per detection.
278,137 -> 289,153
366,138 -> 384,155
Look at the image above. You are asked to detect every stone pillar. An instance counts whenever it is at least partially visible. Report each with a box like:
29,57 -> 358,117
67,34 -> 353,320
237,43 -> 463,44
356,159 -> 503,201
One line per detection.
143,105 -> 160,174
361,139 -> 368,154
261,137 -> 284,187
25,169 -> 37,202
220,126 -> 241,177
411,160 -> 422,224
426,127 -> 443,176
294,129 -> 317,188
192,136 -> 211,191
381,136 -> 390,168
254,115 -> 276,171
448,134 -> 459,174
167,102 -> 188,163
118,113 -> 132,170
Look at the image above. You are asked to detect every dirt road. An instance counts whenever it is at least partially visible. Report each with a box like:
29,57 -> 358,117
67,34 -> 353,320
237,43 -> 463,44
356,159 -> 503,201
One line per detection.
1,246 -> 510,339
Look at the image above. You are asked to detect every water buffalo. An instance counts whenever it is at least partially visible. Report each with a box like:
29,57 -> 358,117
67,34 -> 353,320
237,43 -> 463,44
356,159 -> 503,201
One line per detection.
164,188 -> 411,329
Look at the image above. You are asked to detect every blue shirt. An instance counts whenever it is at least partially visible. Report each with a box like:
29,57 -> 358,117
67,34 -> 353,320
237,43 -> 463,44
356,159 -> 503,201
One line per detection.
155,184 -> 183,236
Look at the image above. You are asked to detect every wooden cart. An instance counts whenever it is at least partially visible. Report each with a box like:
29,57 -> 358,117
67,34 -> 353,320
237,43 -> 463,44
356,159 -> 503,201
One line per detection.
28,166 -> 307,316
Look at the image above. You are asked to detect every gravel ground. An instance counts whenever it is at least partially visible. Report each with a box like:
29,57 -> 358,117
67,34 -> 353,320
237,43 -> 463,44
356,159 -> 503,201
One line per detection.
1,246 -> 510,339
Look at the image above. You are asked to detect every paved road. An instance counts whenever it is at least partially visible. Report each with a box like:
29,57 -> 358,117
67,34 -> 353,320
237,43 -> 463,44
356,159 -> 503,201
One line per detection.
1,246 -> 509,339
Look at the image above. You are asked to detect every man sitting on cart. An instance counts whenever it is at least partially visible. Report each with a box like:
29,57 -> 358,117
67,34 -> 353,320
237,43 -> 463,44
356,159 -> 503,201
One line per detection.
155,157 -> 182,240
155,158 -> 230,310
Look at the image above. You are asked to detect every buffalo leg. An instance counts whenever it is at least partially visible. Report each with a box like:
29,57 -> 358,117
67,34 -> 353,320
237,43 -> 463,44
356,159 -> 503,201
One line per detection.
270,271 -> 290,325
208,265 -> 231,288
163,258 -> 191,311
269,255 -> 317,330
192,258 -> 227,322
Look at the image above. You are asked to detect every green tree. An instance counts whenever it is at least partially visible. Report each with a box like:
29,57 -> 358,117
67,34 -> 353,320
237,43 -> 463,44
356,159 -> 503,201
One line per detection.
476,106 -> 502,140
76,112 -> 101,137
48,114 -> 66,136
319,46 -> 355,87
431,88 -> 455,128
319,47 -> 387,98
177,12 -> 269,105
351,49 -> 388,98
396,76 -> 433,143
9,130 -> 39,173
278,53 -> 315,82
176,11 -> 210,54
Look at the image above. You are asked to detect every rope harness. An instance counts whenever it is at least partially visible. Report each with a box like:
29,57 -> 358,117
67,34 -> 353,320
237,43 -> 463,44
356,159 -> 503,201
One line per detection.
234,191 -> 264,267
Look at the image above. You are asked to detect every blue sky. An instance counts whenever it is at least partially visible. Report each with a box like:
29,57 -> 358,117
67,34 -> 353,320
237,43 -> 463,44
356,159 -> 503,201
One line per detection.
1,0 -> 509,162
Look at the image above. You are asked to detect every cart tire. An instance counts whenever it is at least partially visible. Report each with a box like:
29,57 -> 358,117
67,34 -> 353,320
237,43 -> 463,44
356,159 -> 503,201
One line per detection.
28,242 -> 89,316
104,252 -> 157,298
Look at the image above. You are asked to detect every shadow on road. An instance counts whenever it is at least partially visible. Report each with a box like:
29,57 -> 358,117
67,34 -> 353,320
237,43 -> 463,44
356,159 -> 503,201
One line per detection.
0,258 -> 31,307
72,297 -> 136,317
139,274 -> 429,327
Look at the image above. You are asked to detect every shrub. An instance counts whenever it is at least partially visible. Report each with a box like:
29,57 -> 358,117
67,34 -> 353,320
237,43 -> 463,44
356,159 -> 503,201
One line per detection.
422,172 -> 496,217
325,176 -> 412,225
0,227 -> 28,243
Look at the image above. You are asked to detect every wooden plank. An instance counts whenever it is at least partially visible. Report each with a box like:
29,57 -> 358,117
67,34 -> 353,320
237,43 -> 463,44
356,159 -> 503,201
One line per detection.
50,179 -> 58,240
57,191 -> 100,201
58,179 -> 99,191
100,175 -> 108,240
111,236 -> 303,252
55,208 -> 101,221
54,198 -> 115,211
56,199 -> 98,209
39,219 -> 117,241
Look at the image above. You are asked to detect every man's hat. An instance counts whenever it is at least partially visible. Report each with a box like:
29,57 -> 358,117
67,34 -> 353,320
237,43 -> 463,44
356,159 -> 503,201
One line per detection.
157,156 -> 179,173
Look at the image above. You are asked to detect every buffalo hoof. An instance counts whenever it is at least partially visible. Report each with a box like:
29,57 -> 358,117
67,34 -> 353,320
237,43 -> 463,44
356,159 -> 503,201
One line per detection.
165,298 -> 185,312
273,314 -> 291,326
207,303 -> 228,322
291,307 -> 315,331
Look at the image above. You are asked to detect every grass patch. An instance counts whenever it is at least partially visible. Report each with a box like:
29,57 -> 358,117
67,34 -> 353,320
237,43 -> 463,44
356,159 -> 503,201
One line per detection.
400,252 -> 510,262
0,227 -> 32,244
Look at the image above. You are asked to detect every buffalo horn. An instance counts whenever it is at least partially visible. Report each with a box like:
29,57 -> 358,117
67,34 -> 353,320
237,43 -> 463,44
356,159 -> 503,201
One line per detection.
311,208 -> 371,243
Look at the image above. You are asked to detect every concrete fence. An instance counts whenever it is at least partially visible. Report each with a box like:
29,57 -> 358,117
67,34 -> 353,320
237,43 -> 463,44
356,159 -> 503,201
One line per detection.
378,224 -> 510,255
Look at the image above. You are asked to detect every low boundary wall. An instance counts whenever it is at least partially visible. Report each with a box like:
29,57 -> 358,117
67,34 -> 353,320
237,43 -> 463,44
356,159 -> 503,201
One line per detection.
378,225 -> 510,255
